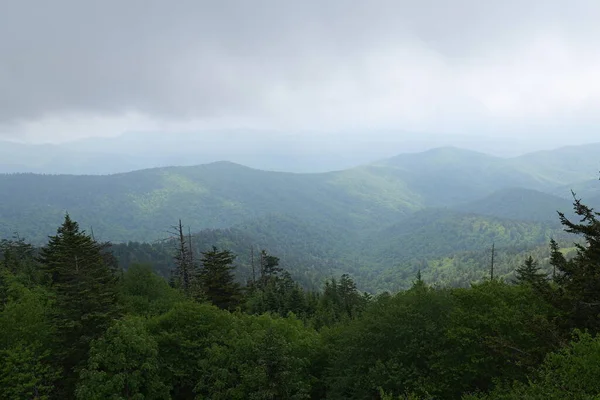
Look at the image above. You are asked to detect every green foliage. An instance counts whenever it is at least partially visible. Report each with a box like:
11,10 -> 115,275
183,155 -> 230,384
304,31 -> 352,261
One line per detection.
514,256 -> 548,287
467,331 -> 600,400
118,263 -> 186,316
0,343 -> 58,400
446,281 -> 560,394
325,284 -> 455,399
325,280 -> 561,400
313,275 -> 368,328
258,249 -> 283,286
0,273 -> 58,399
38,214 -> 120,394
76,316 -> 170,400
148,301 -> 236,398
2,178 -> 600,399
194,313 -> 322,399
548,192 -> 600,333
452,188 -> 576,223
0,237 -> 46,286
244,272 -> 310,318
199,246 -> 241,310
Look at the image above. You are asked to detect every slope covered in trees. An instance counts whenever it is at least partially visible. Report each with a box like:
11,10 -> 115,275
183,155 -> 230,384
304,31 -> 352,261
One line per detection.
1,145 -> 597,244
451,188 -> 578,222
105,209 -> 573,292
2,186 -> 600,398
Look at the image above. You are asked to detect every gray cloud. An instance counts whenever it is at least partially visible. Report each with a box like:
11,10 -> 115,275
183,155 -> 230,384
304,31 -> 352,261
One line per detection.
1,0 -> 600,141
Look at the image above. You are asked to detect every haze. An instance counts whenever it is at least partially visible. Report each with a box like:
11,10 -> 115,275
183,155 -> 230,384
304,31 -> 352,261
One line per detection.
1,0 -> 600,169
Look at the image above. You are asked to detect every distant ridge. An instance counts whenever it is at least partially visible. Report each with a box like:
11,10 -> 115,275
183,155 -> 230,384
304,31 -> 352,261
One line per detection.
452,188 -> 575,222
2,133 -> 600,175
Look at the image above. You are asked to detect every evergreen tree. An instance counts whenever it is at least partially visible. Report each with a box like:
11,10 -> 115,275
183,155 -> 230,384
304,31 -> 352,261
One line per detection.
514,256 -> 547,286
37,214 -> 120,395
259,249 -> 283,286
549,191 -> 600,333
199,246 -> 240,310
0,237 -> 44,285
1,237 -> 34,274
549,238 -> 566,281
338,274 -> 364,318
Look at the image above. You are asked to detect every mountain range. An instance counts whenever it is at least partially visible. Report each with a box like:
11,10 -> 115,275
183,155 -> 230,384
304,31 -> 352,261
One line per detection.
1,131 -> 589,174
1,143 -> 598,290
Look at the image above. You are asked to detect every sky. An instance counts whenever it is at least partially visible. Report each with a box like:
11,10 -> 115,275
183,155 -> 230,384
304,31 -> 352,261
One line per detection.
1,0 -> 600,147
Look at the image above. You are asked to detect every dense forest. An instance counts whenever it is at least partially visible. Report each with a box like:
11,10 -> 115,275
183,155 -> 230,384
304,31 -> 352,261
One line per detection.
1,187 -> 600,399
2,146 -> 598,294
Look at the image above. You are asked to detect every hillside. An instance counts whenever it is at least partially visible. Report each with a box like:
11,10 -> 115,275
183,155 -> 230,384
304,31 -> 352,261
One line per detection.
352,209 -> 571,289
375,147 -> 571,206
452,187 -> 577,222
0,162 -> 419,243
107,208 -> 574,292
1,144 -> 597,292
1,145 -> 597,244
508,143 -> 600,184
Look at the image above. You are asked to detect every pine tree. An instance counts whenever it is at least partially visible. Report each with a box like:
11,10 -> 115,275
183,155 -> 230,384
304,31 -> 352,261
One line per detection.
339,274 -> 362,318
199,246 -> 240,310
549,190 -> 600,332
37,214 -> 119,395
514,256 -> 547,286
259,250 -> 282,286
549,239 -> 566,281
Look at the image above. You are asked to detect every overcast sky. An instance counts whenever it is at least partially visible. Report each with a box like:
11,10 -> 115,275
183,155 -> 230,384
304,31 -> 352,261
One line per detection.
1,0 -> 600,145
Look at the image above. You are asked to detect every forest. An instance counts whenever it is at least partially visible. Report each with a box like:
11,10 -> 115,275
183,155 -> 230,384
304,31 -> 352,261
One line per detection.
1,188 -> 600,399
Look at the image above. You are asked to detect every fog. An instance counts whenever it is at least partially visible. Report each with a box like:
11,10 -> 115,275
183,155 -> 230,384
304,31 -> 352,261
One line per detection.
1,0 -> 600,164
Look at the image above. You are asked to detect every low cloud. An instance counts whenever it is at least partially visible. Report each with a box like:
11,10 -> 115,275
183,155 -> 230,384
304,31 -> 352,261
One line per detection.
1,0 -> 600,143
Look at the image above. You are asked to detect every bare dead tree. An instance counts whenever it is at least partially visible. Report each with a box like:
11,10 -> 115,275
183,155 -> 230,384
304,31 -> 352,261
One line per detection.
490,242 -> 496,280
250,246 -> 256,284
168,219 -> 194,294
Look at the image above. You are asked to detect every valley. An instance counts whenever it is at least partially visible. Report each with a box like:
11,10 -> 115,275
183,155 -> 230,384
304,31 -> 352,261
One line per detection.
1,144 -> 598,291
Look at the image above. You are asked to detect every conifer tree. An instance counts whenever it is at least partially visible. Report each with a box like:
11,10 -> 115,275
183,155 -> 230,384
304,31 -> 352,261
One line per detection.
199,246 -> 240,310
514,256 -> 547,286
339,274 -> 363,318
259,249 -> 282,286
549,239 -> 566,281
37,214 -> 119,394
549,190 -> 600,332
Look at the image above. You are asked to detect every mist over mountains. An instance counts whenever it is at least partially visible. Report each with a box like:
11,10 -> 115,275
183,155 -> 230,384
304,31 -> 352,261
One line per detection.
1,131 -> 587,174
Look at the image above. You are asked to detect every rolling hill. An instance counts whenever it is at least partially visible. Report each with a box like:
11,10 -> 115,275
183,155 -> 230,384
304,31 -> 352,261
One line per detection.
0,145 -> 596,244
451,188 -> 577,222
508,142 -> 600,185
0,161 -> 420,243
1,144 -> 597,290
108,209 -> 574,292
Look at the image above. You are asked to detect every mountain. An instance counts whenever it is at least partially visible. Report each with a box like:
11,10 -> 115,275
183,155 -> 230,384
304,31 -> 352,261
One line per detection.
6,131 -> 488,174
5,132 -> 599,175
508,143 -> 600,185
374,147 -> 555,206
550,178 -> 600,200
452,188 -> 577,222
0,161 -> 420,243
1,144 -> 598,291
1,145 -> 597,244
